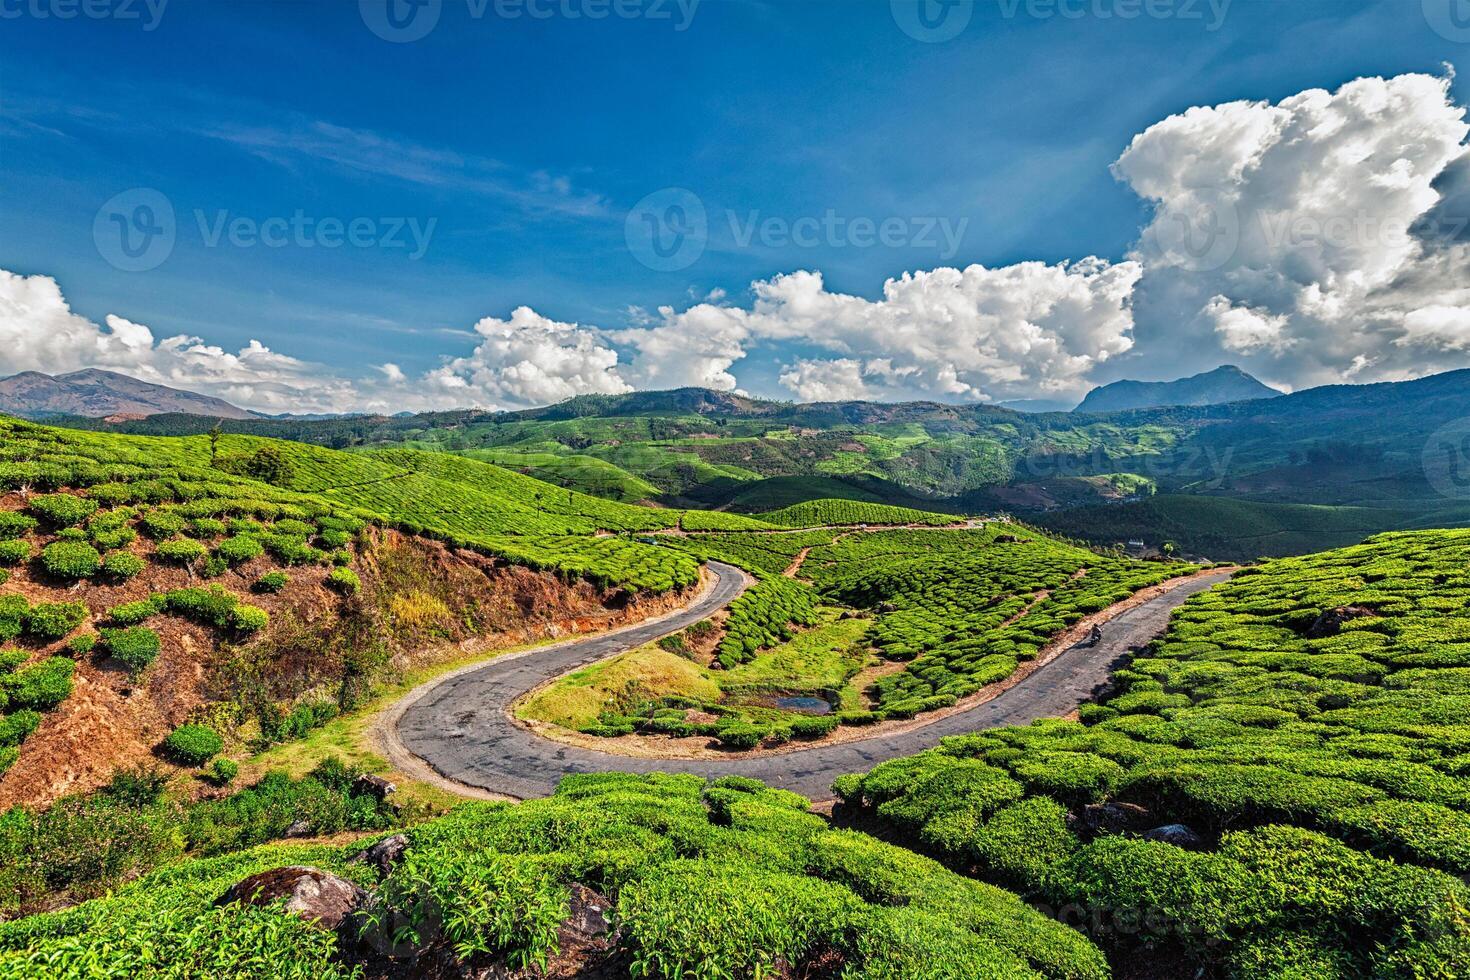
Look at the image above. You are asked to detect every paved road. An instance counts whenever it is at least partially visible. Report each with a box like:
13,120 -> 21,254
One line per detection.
394,563 -> 1233,800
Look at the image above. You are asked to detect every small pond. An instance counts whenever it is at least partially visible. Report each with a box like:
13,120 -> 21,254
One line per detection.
768,696 -> 833,715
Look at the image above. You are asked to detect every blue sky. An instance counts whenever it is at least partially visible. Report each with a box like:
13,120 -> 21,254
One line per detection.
1,0 -> 1468,412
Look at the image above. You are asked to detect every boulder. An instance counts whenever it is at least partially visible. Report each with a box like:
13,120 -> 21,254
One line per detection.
216,866 -> 367,930
283,819 -> 313,838
352,773 -> 397,800
1305,605 -> 1376,638
1144,823 -> 1206,850
350,833 -> 409,877
1073,802 -> 1152,837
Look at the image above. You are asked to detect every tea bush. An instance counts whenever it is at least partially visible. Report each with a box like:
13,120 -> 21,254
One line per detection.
325,567 -> 360,594
162,724 -> 223,765
101,626 -> 161,674
27,494 -> 97,528
154,538 -> 207,565
0,541 -> 30,566
39,541 -> 101,580
99,550 -> 145,580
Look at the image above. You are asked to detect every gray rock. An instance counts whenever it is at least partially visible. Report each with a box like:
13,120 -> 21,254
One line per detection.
216,866 -> 367,930
1144,823 -> 1206,849
353,773 -> 397,800
350,833 -> 409,877
283,819 -> 313,838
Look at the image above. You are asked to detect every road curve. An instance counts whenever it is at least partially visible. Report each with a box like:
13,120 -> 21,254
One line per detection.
393,563 -> 1233,800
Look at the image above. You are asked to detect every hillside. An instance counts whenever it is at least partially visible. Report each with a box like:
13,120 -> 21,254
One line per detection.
0,415 -> 753,808
1074,365 -> 1282,413
0,369 -> 256,420
44,368 -> 1470,559
5,530 -> 1470,977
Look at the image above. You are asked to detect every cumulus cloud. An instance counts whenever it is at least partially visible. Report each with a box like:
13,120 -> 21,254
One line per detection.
1115,72 -> 1470,388
11,72 -> 1470,410
0,270 -> 631,415
419,307 -> 631,408
617,260 -> 1140,403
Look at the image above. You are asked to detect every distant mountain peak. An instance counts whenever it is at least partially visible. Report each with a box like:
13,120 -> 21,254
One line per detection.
1074,365 -> 1283,414
0,368 -> 257,420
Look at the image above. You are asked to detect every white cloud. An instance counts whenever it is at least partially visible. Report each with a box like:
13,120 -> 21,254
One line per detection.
617,260 -> 1140,403
0,270 -> 631,415
419,307 -> 631,408
1115,72 -> 1470,388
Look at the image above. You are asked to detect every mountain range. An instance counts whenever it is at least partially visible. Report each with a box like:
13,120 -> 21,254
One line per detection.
1073,365 -> 1282,413
0,369 -> 256,420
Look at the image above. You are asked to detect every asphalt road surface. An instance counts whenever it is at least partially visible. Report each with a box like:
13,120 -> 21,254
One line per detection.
394,562 -> 1233,800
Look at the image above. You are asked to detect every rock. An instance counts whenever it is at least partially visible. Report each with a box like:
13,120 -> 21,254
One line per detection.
1144,823 -> 1206,849
216,866 -> 367,931
1073,802 -> 1152,837
994,534 -> 1021,543
352,773 -> 397,800
350,833 -> 409,877
283,819 -> 313,838
1305,605 -> 1376,638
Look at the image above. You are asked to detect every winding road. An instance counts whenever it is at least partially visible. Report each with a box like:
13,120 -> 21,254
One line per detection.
389,562 -> 1233,800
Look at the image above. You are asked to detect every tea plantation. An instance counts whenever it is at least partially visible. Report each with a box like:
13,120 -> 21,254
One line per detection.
833,529 -> 1470,975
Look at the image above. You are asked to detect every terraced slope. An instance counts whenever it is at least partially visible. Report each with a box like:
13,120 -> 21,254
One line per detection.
835,529 -> 1470,975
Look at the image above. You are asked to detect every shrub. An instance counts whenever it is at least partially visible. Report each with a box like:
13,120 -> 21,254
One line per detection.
29,493 -> 98,527
789,714 -> 840,739
154,538 -> 207,565
0,709 -> 40,748
0,512 -> 37,539
139,510 -> 187,540
214,534 -> 263,566
4,656 -> 75,709
230,604 -> 269,634
716,723 -> 765,750
208,757 -> 239,785
162,586 -> 236,626
23,601 -> 87,639
102,626 -> 161,674
162,724 -> 223,765
100,551 -> 145,580
0,540 -> 31,566
67,633 -> 97,655
90,527 -> 137,551
325,567 -> 360,595
187,518 -> 227,539
254,571 -> 289,593
108,597 -> 162,625
40,541 -> 102,579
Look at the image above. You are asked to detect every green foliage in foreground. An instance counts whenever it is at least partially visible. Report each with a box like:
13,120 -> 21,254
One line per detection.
836,529 -> 1470,975
0,773 -> 1107,980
